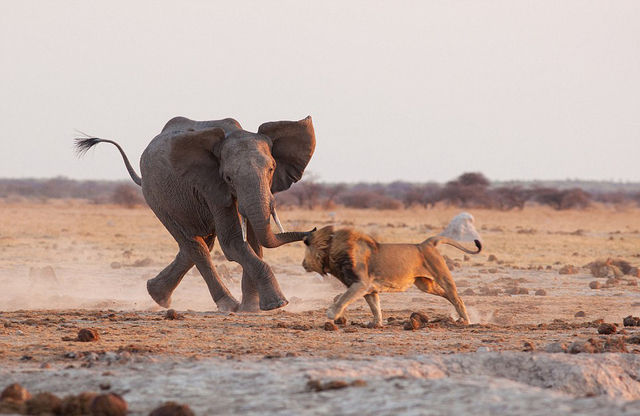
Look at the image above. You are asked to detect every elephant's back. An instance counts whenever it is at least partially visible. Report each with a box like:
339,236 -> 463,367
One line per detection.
160,116 -> 242,134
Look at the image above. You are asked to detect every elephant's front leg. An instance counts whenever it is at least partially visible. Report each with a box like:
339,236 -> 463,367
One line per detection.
213,207 -> 287,311
236,222 -> 262,312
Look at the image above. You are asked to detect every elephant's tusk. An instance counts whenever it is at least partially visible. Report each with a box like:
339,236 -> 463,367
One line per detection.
272,209 -> 285,233
241,216 -> 247,242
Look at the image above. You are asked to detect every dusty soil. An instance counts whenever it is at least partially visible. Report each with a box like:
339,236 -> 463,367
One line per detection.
1,200 -> 640,415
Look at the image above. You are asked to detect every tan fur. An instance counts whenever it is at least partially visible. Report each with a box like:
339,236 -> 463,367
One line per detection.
303,226 -> 481,325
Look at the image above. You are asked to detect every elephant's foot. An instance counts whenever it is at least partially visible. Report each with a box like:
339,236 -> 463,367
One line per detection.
147,279 -> 172,308
216,295 -> 240,312
260,296 -> 288,311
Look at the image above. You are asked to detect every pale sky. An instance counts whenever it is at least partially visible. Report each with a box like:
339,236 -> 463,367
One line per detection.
1,1 -> 639,184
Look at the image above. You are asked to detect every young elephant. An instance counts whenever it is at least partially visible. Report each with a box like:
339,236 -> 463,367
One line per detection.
302,226 -> 481,326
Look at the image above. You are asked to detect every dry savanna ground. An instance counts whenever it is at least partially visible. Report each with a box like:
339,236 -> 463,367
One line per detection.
1,200 -> 640,415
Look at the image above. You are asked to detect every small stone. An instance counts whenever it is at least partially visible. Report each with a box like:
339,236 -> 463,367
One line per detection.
110,262 -> 122,269
545,342 -> 568,353
90,393 -> 127,416
404,317 -> 421,331
623,315 -> 640,327
559,265 -> 579,275
333,316 -> 347,326
568,341 -> 597,354
165,309 -> 179,320
476,346 -> 491,352
523,341 -> 535,352
61,392 -> 98,416
409,312 -> 429,325
1,383 -> 31,403
589,281 -> 602,290
25,392 -> 62,416
606,278 -> 620,286
597,323 -> 617,335
462,288 -> 475,296
488,254 -> 498,262
323,321 -> 338,331
77,328 -> 100,342
534,289 -> 547,296
149,402 -> 196,416
387,317 -> 396,323
574,311 -> 587,318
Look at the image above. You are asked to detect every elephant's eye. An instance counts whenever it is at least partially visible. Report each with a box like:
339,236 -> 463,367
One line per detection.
225,175 -> 233,184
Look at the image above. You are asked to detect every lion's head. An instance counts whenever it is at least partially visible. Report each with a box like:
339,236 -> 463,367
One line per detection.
302,225 -> 334,275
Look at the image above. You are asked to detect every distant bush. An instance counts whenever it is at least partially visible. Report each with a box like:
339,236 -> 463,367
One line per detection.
1,176 -> 638,211
111,184 -> 145,208
532,187 -> 591,210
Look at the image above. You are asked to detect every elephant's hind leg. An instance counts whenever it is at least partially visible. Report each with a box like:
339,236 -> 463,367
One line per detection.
147,250 -> 193,308
181,235 -> 239,312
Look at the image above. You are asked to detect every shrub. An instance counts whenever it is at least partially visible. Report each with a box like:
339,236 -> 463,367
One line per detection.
112,184 -> 144,208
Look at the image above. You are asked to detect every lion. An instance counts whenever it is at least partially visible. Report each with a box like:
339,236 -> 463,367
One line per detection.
302,226 -> 482,326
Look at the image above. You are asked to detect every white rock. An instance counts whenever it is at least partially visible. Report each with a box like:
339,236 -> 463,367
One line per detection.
439,212 -> 482,242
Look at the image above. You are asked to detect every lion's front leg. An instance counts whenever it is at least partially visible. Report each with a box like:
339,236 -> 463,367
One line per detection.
326,281 -> 369,320
364,292 -> 382,327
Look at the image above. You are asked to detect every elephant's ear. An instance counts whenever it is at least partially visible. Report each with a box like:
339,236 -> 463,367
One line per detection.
168,127 -> 233,207
258,116 -> 316,193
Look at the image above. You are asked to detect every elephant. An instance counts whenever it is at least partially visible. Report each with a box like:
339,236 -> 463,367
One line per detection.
75,116 -> 316,312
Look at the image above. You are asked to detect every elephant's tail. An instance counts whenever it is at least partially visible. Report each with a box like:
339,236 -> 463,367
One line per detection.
74,136 -> 142,186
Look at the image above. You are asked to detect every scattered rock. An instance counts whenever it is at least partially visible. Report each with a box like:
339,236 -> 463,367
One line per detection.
403,317 -> 421,331
606,277 -> 620,286
603,337 -> 628,353
559,265 -> 579,275
291,324 -> 312,331
534,289 -> 547,296
323,321 -> 338,331
25,392 -> 62,416
589,281 -> 602,290
77,328 -> 100,342
306,379 -> 366,392
110,262 -> 122,269
586,259 -> 625,278
488,254 -> 498,262
462,288 -> 475,296
149,402 -> 196,416
597,323 -> 617,335
545,342 -> 568,353
438,212 -> 482,242
409,312 -> 429,325
574,311 -> 587,318
623,315 -> 640,327
90,393 -> 127,416
165,309 -> 180,320
60,392 -> 97,416
333,317 -> 347,326
1,383 -> 31,403
523,341 -> 535,352
627,335 -> 640,344
505,287 -> 528,295
569,340 -> 598,354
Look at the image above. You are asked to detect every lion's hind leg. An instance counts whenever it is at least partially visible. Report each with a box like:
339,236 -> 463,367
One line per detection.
414,276 -> 470,324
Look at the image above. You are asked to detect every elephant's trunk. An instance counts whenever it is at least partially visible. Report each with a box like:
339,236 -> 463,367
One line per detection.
240,198 -> 309,248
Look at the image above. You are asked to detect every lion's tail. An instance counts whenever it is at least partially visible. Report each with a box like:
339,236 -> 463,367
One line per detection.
423,236 -> 482,254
